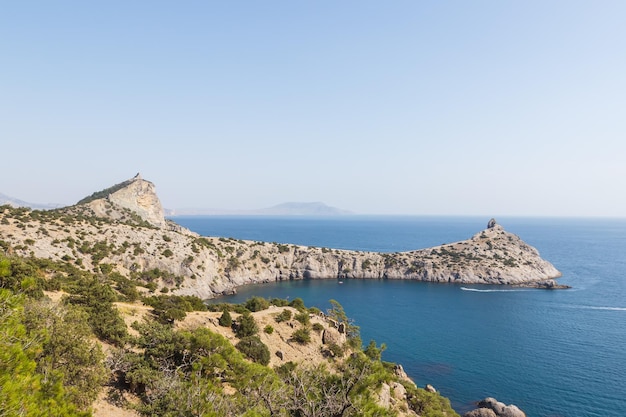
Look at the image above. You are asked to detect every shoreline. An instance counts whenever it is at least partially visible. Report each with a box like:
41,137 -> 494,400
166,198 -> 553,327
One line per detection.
210,276 -> 570,300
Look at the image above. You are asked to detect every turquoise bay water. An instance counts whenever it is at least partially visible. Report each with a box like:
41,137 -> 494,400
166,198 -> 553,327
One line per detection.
171,216 -> 626,417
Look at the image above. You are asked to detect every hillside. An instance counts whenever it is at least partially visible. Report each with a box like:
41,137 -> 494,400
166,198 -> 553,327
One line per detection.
0,175 -> 563,300
0,175 -> 540,416
0,251 -> 459,416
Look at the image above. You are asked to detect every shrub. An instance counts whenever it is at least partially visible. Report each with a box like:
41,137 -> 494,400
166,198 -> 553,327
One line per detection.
244,296 -> 270,312
294,312 -> 310,326
275,309 -> 292,323
235,312 -> 258,338
226,256 -> 240,271
264,325 -> 274,334
308,306 -> 321,315
270,298 -> 290,307
406,385 -> 458,417
112,275 -> 140,302
142,294 -> 207,324
289,298 -> 306,311
364,340 -> 386,361
327,342 -> 344,358
218,309 -> 232,327
312,322 -> 324,333
236,336 -> 270,365
66,278 -> 128,345
292,328 -> 311,345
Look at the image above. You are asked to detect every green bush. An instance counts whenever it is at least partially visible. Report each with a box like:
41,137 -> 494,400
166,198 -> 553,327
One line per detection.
270,298 -> 290,307
112,275 -> 140,302
289,297 -> 306,311
294,311 -> 310,326
65,278 -> 128,345
235,312 -> 258,338
236,336 -> 270,365
142,294 -> 207,324
244,296 -> 270,312
0,290 -> 90,416
275,309 -> 292,323
308,306 -> 321,315
276,244 -> 290,253
264,325 -> 274,334
292,328 -> 311,345
218,309 -> 232,327
405,385 -> 459,417
364,340 -> 386,361
327,342 -> 345,358
24,301 -> 106,409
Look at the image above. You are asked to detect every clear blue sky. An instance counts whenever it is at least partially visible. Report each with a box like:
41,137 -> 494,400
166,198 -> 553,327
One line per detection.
2,1 -> 625,216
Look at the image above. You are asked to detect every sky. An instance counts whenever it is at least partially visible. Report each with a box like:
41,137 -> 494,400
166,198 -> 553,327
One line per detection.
1,1 -> 625,216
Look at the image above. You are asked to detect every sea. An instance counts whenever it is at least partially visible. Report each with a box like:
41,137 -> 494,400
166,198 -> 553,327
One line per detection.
170,215 -> 626,417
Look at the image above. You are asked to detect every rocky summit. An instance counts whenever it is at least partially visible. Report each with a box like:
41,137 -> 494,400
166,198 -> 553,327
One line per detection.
0,175 -> 565,299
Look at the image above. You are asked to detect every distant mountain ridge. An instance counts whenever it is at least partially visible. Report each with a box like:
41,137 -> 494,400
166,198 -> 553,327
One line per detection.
0,192 -> 61,210
166,202 -> 353,216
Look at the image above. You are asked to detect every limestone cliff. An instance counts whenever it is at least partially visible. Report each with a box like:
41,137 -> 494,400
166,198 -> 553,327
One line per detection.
79,174 -> 167,228
0,176 -> 564,300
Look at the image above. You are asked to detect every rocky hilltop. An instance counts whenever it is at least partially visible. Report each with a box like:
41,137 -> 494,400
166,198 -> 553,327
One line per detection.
0,175 -> 564,299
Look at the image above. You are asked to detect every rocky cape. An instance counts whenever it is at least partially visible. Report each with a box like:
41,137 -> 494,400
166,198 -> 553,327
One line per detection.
0,175 -> 565,300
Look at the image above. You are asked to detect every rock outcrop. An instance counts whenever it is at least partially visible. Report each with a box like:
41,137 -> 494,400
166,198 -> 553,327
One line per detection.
464,398 -> 526,417
83,174 -> 167,228
0,175 -> 565,299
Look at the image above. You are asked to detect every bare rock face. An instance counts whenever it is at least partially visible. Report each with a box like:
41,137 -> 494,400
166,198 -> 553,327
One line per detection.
394,364 -> 409,379
322,327 -> 346,346
378,383 -> 391,408
87,174 -> 166,228
390,381 -> 406,400
464,409 -> 497,417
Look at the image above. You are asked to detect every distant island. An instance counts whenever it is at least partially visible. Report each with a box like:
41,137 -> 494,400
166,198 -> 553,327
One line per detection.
1,186 -> 351,217
165,201 -> 354,216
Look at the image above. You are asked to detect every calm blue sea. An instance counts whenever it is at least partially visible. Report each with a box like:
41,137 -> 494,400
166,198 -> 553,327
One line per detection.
171,215 -> 626,417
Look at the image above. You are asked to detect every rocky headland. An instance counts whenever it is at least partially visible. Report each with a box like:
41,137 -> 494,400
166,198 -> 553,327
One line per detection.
0,175 -> 565,300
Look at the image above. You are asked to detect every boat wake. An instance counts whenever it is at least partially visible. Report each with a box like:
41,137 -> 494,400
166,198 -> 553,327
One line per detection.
460,287 -> 531,293
578,305 -> 626,311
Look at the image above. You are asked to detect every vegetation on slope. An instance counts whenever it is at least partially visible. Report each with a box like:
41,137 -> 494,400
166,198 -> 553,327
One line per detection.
76,179 -> 135,205
0,247 -> 459,417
